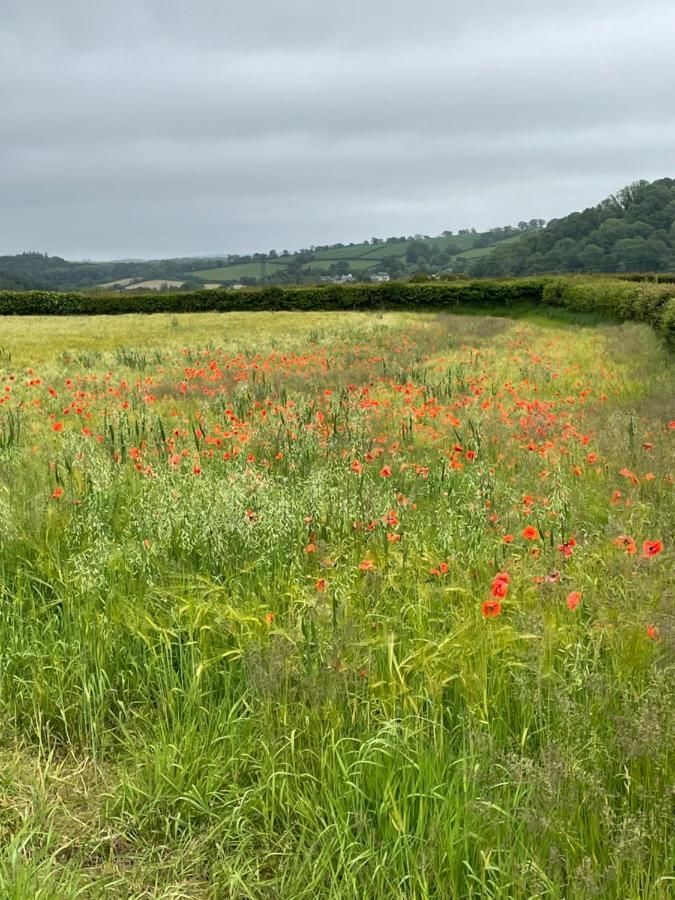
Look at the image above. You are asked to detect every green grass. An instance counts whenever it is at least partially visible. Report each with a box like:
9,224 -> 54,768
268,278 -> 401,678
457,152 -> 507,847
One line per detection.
0,309 -> 672,897
193,261 -> 289,281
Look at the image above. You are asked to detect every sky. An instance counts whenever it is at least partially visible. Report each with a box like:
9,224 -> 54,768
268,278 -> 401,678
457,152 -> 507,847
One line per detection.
2,0 -> 674,261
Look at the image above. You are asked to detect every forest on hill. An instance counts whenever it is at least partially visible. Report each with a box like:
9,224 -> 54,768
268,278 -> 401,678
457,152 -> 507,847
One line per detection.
470,178 -> 675,277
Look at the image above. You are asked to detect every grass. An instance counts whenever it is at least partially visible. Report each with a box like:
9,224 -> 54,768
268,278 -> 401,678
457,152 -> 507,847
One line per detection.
0,308 -> 672,897
192,261 -> 289,281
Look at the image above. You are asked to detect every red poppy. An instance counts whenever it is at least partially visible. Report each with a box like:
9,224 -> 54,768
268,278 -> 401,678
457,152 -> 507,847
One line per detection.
482,600 -> 502,618
52,422 -> 63,432
315,578 -> 327,591
490,572 -> 510,598
359,559 -> 375,571
558,538 -> 576,559
522,526 -> 540,541
502,534 -> 514,544
51,486 -> 64,500
641,540 -> 663,558
646,625 -> 659,641
566,591 -> 581,611
619,467 -> 639,485
614,534 -> 637,555
379,465 -> 392,478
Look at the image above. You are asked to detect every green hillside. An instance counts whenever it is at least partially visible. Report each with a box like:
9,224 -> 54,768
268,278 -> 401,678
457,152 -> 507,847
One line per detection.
191,228 -> 532,285
471,178 -> 675,277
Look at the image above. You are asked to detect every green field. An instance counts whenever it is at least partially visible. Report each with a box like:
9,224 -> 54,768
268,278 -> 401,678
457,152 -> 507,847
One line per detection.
193,261 -> 289,281
0,308 -> 672,897
191,230 -> 520,283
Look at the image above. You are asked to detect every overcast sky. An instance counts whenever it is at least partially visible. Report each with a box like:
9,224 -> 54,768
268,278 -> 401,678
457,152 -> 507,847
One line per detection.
2,1 -> 674,260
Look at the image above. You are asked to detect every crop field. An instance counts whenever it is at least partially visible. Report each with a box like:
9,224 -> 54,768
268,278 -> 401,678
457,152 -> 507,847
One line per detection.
0,309 -> 673,898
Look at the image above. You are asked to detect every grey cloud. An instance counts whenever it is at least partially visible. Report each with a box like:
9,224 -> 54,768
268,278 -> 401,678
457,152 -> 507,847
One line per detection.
1,1 -> 674,258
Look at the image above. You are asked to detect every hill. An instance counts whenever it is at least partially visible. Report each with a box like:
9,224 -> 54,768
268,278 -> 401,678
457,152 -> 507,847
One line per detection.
470,178 -> 675,277
0,226 -> 539,292
2,178 -> 673,290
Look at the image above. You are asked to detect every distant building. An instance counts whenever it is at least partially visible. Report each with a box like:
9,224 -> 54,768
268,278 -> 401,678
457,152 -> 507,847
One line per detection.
369,272 -> 390,283
320,274 -> 354,284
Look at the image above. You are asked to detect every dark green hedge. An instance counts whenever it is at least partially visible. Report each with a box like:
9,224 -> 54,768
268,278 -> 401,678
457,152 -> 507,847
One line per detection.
541,278 -> 675,341
0,279 -> 545,317
0,277 -> 672,342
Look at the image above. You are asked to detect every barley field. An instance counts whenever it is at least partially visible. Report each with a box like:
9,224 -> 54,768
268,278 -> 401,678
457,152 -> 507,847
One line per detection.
0,310 -> 672,898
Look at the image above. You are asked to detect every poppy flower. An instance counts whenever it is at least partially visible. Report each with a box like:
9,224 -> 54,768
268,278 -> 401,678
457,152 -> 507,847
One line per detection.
379,465 -> 392,478
263,612 -> 275,624
558,538 -> 576,559
566,591 -> 581,611
386,532 -> 400,543
52,422 -> 63,432
502,534 -> 514,544
646,625 -> 659,641
641,540 -> 663,558
315,578 -> 327,591
614,534 -> 636,555
522,526 -> 540,541
51,486 -> 64,500
482,600 -> 502,618
304,543 -> 316,554
490,572 -> 510,598
358,559 -> 375,571
619,467 -> 639,485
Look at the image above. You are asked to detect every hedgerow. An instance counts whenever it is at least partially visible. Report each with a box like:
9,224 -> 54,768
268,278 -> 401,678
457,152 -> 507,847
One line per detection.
0,276 -> 673,342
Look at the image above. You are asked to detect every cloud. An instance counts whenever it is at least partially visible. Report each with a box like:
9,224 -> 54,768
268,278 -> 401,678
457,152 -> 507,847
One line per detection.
1,0 -> 674,258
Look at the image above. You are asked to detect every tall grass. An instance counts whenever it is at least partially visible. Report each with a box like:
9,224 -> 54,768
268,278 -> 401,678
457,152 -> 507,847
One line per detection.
0,311 -> 672,897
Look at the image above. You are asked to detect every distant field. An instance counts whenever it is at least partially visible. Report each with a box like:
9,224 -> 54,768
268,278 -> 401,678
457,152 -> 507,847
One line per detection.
193,261 -> 288,280
306,258 -> 380,273
190,232 -> 520,283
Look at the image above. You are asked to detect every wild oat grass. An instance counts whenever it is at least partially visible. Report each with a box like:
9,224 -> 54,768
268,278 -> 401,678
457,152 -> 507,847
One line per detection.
0,310 -> 672,898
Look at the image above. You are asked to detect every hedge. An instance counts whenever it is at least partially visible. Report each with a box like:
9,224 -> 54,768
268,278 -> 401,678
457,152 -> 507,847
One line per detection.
0,279 -> 546,317
541,278 -> 675,341
0,277 -> 672,343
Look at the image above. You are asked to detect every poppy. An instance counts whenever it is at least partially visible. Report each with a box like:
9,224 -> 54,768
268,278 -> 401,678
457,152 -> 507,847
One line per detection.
566,591 -> 581,611
359,560 -> 375,571
646,625 -> 659,641
482,600 -> 502,618
51,486 -> 64,500
558,538 -> 576,559
502,534 -> 514,544
641,540 -> 663,558
614,535 -> 636,555
490,572 -> 510,598
379,465 -> 392,478
522,526 -> 540,541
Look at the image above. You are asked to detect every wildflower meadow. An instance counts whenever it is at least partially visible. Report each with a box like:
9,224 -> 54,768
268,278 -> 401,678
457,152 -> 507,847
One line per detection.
0,309 -> 672,898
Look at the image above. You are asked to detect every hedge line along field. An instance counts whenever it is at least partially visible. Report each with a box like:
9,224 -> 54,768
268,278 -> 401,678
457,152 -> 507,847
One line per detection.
0,309 -> 673,898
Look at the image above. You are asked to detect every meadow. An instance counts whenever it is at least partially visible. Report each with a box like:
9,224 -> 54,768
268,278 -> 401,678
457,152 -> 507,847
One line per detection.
0,309 -> 672,898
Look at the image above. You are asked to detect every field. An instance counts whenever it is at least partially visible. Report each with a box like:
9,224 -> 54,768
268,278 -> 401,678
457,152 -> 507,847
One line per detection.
190,231 -> 521,283
0,309 -> 673,898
